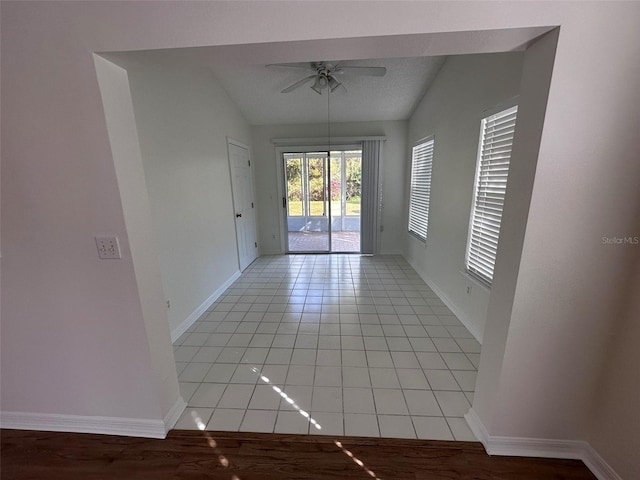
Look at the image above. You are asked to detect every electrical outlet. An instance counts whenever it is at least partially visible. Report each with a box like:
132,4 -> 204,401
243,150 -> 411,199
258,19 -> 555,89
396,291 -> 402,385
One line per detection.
95,235 -> 121,259
166,300 -> 171,309
466,285 -> 472,295
272,234 -> 276,239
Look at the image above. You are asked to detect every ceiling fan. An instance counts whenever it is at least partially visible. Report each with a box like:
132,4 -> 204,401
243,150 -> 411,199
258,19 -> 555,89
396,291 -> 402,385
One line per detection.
266,61 -> 387,94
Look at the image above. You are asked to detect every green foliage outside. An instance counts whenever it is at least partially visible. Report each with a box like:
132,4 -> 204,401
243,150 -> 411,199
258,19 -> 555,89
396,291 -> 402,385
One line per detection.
286,157 -> 326,202
288,199 -> 361,217
285,151 -> 361,217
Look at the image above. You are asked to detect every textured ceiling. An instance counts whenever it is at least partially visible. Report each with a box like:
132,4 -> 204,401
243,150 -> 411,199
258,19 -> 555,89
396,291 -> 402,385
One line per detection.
107,46 -> 446,125
208,56 -> 446,125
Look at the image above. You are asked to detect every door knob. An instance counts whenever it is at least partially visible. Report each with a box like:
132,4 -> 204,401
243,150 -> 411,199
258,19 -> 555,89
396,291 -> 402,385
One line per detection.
236,213 -> 242,218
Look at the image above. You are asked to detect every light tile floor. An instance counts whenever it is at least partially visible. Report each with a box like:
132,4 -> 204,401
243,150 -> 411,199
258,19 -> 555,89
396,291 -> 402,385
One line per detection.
287,231 -> 360,252
173,255 -> 480,441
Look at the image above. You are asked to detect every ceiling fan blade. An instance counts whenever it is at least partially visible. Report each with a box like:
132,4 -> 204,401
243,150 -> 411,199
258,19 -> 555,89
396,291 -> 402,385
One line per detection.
336,66 -> 387,77
281,74 -> 317,93
266,63 -> 313,70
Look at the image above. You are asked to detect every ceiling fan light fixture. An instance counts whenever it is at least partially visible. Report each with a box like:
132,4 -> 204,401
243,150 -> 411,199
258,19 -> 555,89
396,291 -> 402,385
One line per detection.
311,76 -> 324,94
311,74 -> 330,94
328,76 -> 342,92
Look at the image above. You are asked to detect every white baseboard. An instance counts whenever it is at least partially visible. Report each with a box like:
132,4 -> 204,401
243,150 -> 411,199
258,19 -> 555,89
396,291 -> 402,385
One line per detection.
402,253 -> 483,343
465,407 -> 585,460
464,407 -> 489,444
0,411 -> 166,438
171,270 -> 241,342
582,444 -> 623,480
163,396 -> 187,431
0,397 -> 188,439
260,249 -> 283,255
464,408 -> 621,480
379,249 -> 403,255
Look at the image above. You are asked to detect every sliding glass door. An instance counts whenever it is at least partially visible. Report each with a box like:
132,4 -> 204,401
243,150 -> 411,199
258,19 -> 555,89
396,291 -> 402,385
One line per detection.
284,150 -> 362,253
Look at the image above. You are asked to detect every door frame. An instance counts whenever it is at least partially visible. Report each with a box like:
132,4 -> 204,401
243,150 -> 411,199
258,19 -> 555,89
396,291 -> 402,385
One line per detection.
275,143 -> 361,254
283,150 -> 331,254
227,137 -> 258,270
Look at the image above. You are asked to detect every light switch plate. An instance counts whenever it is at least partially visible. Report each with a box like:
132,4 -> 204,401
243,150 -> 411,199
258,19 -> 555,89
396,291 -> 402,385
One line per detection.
95,235 -> 121,259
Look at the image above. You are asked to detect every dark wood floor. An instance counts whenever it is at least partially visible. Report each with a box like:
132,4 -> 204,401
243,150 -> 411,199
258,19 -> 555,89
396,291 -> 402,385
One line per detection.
1,429 -> 596,479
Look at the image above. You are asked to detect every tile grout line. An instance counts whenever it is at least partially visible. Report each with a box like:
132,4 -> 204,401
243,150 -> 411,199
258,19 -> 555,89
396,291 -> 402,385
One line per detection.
174,255 -> 477,440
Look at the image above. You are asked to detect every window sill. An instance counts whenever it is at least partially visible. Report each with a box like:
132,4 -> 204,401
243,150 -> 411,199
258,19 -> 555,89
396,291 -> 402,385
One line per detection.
459,270 -> 491,294
407,231 -> 427,246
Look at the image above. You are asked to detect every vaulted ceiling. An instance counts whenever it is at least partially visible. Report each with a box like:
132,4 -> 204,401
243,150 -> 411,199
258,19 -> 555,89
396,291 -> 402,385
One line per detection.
106,46 -> 445,125
208,56 -> 446,125
103,27 -> 551,126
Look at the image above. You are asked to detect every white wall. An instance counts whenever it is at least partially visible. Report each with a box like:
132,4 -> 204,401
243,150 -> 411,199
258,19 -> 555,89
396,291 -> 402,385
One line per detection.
2,3 -> 639,475
473,30 -> 559,436
94,56 -> 181,425
1,7 -> 168,422
252,121 -> 407,255
404,53 -> 524,342
588,256 -> 640,480
126,64 -> 252,335
476,9 -> 640,445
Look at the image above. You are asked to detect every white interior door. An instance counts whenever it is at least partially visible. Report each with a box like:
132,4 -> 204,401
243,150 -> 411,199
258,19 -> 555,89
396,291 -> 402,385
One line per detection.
228,140 -> 258,270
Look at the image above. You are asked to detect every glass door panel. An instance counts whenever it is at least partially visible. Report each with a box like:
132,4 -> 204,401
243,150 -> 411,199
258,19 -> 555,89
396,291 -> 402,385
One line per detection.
330,150 -> 361,252
285,155 -> 304,217
284,152 -> 329,252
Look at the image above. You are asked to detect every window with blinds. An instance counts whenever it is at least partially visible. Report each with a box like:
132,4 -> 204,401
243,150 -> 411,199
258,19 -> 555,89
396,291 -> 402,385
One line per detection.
408,137 -> 434,242
465,105 -> 518,285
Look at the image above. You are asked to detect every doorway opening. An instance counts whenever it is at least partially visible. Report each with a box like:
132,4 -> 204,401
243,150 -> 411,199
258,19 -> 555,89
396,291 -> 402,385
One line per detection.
284,149 -> 362,253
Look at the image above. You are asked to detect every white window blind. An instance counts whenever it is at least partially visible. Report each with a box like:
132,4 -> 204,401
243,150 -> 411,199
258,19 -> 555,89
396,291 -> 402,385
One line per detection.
466,105 -> 518,285
408,138 -> 434,242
